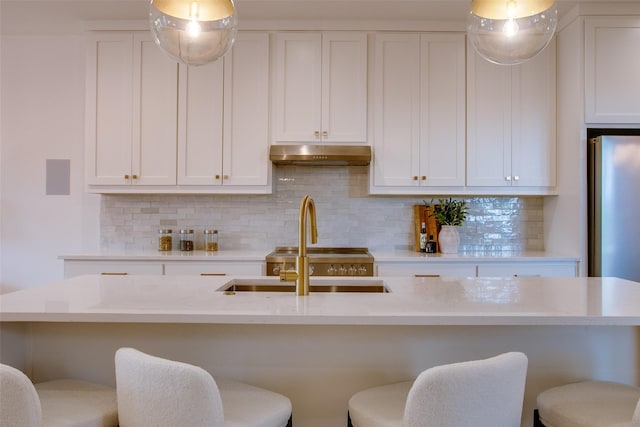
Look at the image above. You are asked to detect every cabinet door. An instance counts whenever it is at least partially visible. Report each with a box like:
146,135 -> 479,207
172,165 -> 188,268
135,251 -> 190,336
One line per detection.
164,262 -> 264,276
511,40 -> 556,188
585,17 -> 640,123
466,47 -> 512,187
371,33 -> 420,187
222,32 -> 271,188
477,262 -> 577,278
377,262 -> 477,278
177,61 -> 224,185
321,32 -> 368,143
419,33 -> 466,187
132,33 -> 179,186
86,32 -> 178,188
273,32 -> 322,143
85,33 -> 134,186
63,261 -> 163,278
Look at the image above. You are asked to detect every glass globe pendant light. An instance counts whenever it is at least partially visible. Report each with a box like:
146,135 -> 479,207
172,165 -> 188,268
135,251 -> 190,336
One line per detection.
149,0 -> 237,66
468,0 -> 557,65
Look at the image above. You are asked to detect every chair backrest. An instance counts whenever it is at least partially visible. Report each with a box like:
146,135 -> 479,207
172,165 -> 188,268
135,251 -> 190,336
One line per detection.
0,363 -> 43,427
403,352 -> 528,427
632,396 -> 640,423
114,347 -> 224,427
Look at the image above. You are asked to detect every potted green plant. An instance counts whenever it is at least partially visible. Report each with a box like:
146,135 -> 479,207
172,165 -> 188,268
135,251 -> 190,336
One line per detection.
425,198 -> 468,253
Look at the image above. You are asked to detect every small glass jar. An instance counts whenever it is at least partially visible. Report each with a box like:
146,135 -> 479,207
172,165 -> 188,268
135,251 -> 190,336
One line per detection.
157,229 -> 173,251
179,229 -> 194,252
204,229 -> 218,252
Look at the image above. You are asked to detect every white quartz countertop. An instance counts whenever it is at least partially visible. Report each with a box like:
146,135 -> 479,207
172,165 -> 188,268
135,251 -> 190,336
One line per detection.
59,250 -> 269,262
370,250 -> 579,262
59,250 -> 578,262
1,275 -> 638,326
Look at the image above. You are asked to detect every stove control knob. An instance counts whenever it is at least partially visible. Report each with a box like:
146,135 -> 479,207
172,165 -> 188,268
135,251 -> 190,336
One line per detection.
327,264 -> 336,276
308,265 -> 315,276
348,264 -> 356,275
358,265 -> 368,275
338,265 -> 347,276
286,264 -> 295,271
272,264 -> 282,275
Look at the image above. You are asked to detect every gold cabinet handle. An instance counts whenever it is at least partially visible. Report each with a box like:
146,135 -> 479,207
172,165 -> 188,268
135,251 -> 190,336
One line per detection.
415,274 -> 440,277
200,273 -> 227,276
101,272 -> 128,275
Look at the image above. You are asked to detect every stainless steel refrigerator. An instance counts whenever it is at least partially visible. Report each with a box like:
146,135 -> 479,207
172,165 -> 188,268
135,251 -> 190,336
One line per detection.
588,134 -> 640,281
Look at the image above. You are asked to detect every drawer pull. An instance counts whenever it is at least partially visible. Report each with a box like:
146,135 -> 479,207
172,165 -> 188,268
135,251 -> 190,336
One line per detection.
100,272 -> 128,276
200,273 -> 227,276
415,274 -> 440,278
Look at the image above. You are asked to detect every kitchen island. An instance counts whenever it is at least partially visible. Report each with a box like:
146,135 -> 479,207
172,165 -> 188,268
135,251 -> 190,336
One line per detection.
2,275 -> 639,426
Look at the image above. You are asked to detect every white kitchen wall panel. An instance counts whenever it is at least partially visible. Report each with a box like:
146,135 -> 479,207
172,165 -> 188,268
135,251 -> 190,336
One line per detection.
272,31 -> 367,144
585,17 -> 640,123
85,32 -> 178,188
370,33 -> 466,194
466,38 -> 557,194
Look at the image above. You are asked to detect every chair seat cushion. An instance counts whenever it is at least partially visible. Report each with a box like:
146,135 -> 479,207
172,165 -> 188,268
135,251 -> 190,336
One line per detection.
35,379 -> 117,427
537,381 -> 640,427
348,381 -> 413,427
216,378 -> 292,427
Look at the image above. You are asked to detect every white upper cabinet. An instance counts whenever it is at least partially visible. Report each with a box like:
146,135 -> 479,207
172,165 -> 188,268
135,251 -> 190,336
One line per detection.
466,39 -> 556,193
222,32 -> 271,188
177,60 -> 224,186
178,32 -> 271,190
272,31 -> 367,144
86,31 -> 271,194
370,33 -> 466,194
85,32 -> 178,187
585,17 -> 640,123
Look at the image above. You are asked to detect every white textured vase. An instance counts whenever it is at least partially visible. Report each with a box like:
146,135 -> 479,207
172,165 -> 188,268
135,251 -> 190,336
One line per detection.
438,225 -> 460,254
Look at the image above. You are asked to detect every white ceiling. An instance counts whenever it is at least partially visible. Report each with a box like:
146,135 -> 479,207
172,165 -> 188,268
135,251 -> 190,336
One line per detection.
0,0 -> 634,34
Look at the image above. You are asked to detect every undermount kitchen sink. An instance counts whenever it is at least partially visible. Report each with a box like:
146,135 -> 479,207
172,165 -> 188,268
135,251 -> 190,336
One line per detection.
218,278 -> 389,294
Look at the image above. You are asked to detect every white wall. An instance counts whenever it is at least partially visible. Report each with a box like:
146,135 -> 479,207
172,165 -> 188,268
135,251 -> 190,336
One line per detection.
544,13 -> 586,273
0,34 -> 100,293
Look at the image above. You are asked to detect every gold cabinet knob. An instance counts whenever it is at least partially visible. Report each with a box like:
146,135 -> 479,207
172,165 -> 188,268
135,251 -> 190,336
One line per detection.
132,174 -> 138,180
413,176 -> 418,181
314,130 -> 320,137
223,175 -> 229,180
421,176 -> 426,181
215,175 -> 221,180
124,174 -> 129,180
322,130 -> 328,137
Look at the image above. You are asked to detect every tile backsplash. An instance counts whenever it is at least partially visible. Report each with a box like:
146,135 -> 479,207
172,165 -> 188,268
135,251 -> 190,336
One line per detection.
101,166 -> 544,252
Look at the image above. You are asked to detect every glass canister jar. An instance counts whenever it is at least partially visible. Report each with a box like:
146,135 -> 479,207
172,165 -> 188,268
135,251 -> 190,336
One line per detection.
204,229 -> 218,252
157,229 -> 173,251
179,229 -> 194,252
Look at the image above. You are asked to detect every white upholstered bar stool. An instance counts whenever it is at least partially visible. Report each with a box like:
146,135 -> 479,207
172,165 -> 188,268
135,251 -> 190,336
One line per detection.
114,347 -> 293,427
347,352 -> 528,427
535,381 -> 640,427
0,363 -> 118,427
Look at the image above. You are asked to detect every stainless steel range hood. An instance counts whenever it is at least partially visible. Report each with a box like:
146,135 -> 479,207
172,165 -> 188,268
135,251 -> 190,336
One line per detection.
269,144 -> 371,166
